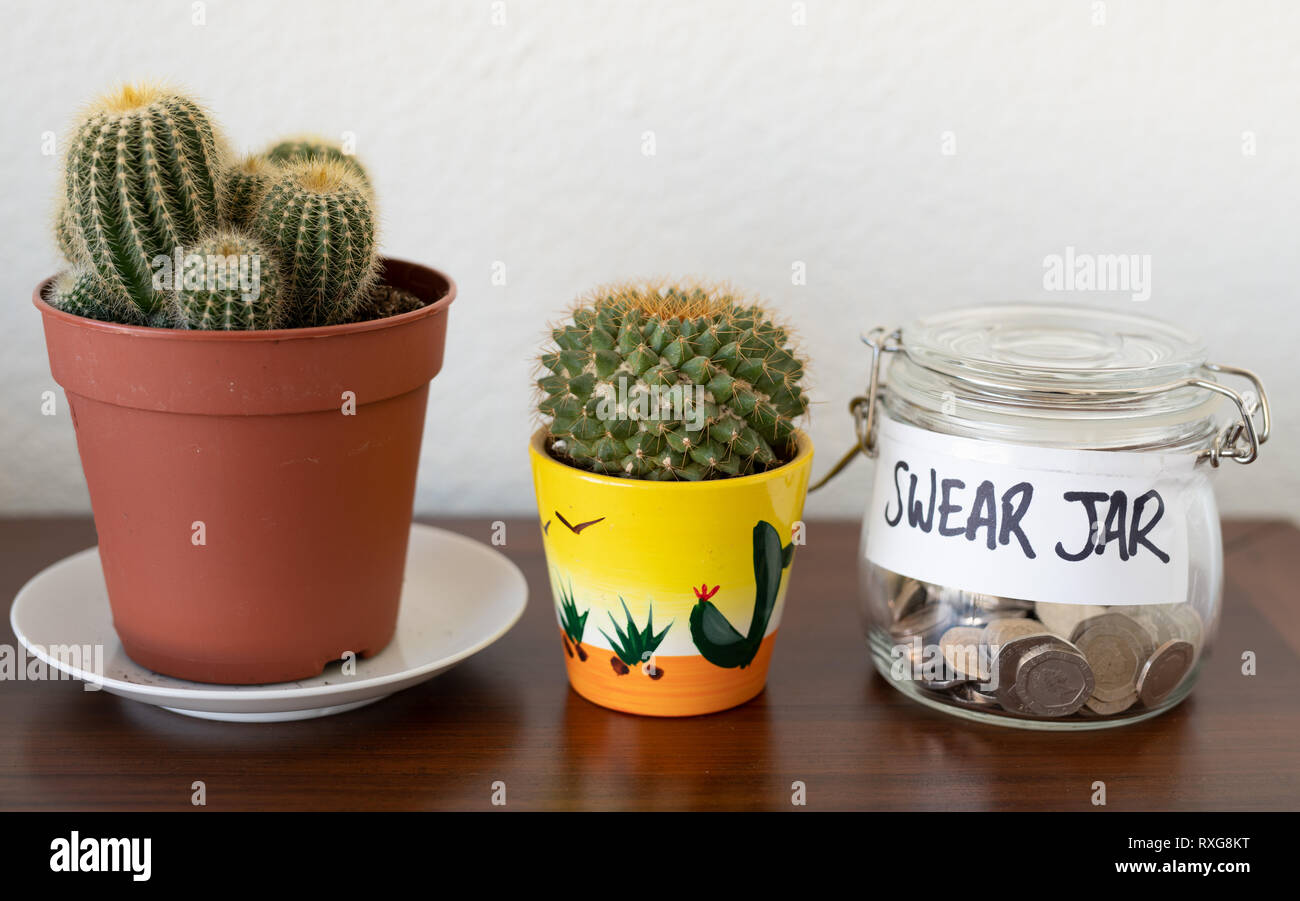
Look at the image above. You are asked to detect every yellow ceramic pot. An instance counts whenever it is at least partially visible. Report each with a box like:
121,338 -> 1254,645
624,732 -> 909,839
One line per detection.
529,428 -> 814,716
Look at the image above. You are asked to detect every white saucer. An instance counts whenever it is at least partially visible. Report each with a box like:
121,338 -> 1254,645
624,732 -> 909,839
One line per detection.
9,524 -> 527,721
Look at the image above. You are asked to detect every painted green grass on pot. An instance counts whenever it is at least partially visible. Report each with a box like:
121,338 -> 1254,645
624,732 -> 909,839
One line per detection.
600,598 -> 672,669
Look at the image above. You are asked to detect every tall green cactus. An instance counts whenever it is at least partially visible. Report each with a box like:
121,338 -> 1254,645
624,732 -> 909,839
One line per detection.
537,281 -> 809,480
254,158 -> 379,327
171,229 -> 283,330
62,83 -> 225,315
264,135 -> 370,189
219,154 -> 277,229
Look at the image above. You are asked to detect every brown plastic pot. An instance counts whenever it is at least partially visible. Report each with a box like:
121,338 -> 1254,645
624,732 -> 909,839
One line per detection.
33,258 -> 456,684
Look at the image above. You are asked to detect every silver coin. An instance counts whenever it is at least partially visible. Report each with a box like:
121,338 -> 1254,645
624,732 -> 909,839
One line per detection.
950,683 -> 1002,709
889,602 -> 955,643
1127,604 -> 1182,646
1070,612 -> 1156,704
995,634 -> 1071,714
1035,601 -> 1106,639
982,617 -> 1049,651
1015,644 -> 1095,717
892,578 -> 930,622
1082,691 -> 1138,716
1137,639 -> 1195,706
1164,605 -> 1205,649
939,626 -> 989,681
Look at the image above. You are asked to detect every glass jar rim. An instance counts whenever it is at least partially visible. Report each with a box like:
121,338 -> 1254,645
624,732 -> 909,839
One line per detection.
900,303 -> 1209,399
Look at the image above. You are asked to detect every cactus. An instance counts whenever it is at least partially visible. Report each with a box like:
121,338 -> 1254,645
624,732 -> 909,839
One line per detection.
253,158 -> 379,327
264,135 -> 370,189
62,82 -> 225,315
47,268 -> 131,322
537,281 -> 809,480
53,199 -> 85,264
171,229 -> 283,330
219,154 -> 277,229
689,521 -> 793,669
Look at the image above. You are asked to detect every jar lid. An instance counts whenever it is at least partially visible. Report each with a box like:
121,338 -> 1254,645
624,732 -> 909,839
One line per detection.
902,304 -> 1209,397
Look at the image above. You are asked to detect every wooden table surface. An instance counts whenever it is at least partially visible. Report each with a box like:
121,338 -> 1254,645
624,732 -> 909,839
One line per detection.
2,517 -> 1297,811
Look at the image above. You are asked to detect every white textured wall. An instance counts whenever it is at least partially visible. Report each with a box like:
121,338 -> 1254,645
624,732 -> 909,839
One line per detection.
1,0 -> 1295,520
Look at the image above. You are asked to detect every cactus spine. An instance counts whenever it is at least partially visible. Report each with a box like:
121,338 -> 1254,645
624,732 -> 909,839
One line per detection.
54,199 -> 85,264
219,154 -> 277,229
171,229 -> 283,330
63,83 -> 224,314
254,158 -> 379,327
538,281 -> 809,480
264,135 -> 370,189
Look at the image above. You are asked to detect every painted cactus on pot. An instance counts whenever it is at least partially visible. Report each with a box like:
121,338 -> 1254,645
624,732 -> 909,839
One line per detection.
531,279 -> 814,716
44,80 -> 408,331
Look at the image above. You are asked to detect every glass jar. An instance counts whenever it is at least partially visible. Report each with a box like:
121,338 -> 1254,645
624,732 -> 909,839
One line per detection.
846,304 -> 1270,729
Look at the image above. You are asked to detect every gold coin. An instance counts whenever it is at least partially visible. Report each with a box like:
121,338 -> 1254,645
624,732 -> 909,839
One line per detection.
1034,601 -> 1106,639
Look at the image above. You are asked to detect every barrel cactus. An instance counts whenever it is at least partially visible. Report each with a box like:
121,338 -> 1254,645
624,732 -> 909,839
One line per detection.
219,154 -> 278,229
62,82 -> 225,315
537,281 -> 809,480
48,268 -> 127,322
253,158 -> 379,327
171,229 -> 283,330
264,135 -> 370,189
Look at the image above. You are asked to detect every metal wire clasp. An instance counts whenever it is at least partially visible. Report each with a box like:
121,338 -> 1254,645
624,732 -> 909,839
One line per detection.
809,327 -> 900,492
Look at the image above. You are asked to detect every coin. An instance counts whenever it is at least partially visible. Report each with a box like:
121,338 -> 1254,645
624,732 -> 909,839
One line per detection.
1137,639 -> 1195,706
892,578 -> 930,622
939,626 -> 989,681
1128,604 -> 1182,646
938,586 -> 1031,627
951,684 -> 1002,709
1083,691 -> 1138,716
1034,601 -> 1106,639
1070,612 -> 1156,704
889,602 -> 954,642
982,617 -> 1049,650
1014,643 -> 1095,717
1165,605 -> 1205,648
995,634 -> 1070,714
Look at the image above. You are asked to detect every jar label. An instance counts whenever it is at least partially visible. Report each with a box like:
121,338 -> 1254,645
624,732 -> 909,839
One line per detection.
864,413 -> 1195,606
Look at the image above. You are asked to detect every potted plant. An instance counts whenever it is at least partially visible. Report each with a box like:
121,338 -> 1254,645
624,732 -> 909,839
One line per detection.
529,281 -> 814,716
33,81 -> 457,684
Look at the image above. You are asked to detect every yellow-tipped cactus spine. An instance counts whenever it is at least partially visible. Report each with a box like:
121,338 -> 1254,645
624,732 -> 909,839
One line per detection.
253,158 -> 379,327
62,83 -> 225,315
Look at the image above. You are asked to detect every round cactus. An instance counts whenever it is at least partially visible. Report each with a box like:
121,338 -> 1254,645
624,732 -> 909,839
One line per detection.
253,158 -> 379,327
171,229 -> 283,330
62,82 -> 225,315
47,268 -> 128,322
537,281 -> 809,481
219,154 -> 278,229
264,135 -> 370,189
